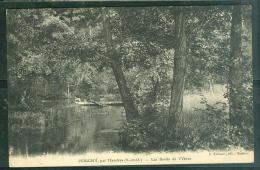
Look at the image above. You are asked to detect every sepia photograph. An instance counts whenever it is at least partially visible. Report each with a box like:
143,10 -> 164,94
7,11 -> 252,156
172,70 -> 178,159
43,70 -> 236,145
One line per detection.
7,5 -> 253,167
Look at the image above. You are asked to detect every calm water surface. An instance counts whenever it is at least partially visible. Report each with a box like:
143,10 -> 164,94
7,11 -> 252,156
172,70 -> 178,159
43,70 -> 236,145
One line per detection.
10,99 -> 125,155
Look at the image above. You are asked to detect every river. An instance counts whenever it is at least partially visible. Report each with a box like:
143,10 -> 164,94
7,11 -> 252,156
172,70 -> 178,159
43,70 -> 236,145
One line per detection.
9,99 -> 126,156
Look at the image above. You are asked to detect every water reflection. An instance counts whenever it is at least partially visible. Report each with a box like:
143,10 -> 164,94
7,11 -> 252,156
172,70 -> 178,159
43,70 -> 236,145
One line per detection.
9,100 -> 125,155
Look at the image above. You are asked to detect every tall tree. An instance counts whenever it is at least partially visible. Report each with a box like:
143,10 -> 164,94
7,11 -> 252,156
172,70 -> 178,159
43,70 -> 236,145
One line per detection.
229,6 -> 243,131
103,9 -> 139,120
167,11 -> 187,136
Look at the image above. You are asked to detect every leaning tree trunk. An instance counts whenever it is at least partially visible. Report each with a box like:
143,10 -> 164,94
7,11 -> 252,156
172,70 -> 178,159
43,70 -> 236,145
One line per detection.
229,6 -> 243,130
103,9 -> 139,120
167,11 -> 187,137
110,56 -> 139,120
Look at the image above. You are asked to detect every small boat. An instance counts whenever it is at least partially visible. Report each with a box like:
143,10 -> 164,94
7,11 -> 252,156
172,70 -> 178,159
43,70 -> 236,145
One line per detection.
75,101 -> 100,106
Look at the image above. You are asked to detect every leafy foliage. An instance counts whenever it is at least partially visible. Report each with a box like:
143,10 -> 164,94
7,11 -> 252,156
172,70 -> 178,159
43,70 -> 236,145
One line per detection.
8,6 -> 253,153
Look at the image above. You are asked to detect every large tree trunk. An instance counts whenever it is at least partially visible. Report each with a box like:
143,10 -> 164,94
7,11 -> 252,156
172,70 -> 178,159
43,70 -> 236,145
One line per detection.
229,6 -> 243,130
167,11 -> 187,137
103,9 -> 139,120
110,58 -> 139,120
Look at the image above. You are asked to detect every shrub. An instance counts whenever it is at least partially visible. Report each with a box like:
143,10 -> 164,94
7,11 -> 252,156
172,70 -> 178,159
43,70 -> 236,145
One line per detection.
193,98 -> 231,149
119,112 -> 167,151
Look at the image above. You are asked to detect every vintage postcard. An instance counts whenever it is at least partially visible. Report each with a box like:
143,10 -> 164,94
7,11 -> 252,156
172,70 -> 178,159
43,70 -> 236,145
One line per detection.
7,5 -> 253,167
